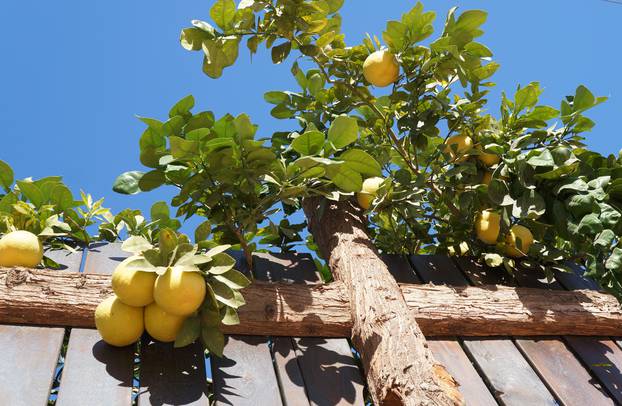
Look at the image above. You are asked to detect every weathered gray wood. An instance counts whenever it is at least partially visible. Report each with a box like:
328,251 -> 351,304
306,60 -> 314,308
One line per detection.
458,259 -> 616,406
138,339 -> 209,405
427,340 -> 497,406
414,255 -> 557,406
515,338 -> 614,406
294,337 -> 364,406
57,243 -> 134,406
57,329 -> 134,406
212,251 -> 282,406
0,325 -> 65,406
386,255 -> 496,406
256,252 -> 364,406
550,264 -> 622,403
564,337 -> 622,404
273,337 -> 310,405
0,249 -> 80,406
213,335 -> 283,405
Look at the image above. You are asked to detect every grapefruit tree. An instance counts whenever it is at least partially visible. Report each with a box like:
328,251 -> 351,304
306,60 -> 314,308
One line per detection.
115,0 -> 622,300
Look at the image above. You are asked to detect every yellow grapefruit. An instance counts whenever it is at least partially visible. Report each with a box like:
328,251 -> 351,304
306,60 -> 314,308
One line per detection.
111,258 -> 157,307
94,296 -> 144,347
475,210 -> 501,245
154,267 -> 206,316
363,50 -> 399,87
505,225 -> 534,258
144,302 -> 186,342
0,230 -> 43,267
356,177 -> 384,210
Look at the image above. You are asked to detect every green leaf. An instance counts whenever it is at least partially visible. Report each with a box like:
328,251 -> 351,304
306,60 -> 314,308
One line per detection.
264,91 -> 290,105
595,229 -> 615,248
174,316 -> 201,348
606,248 -> 622,271
577,213 -> 603,235
514,82 -> 542,113
180,28 -> 212,51
220,306 -> 240,325
169,95 -> 194,118
170,136 -> 199,160
16,180 -> 44,207
121,236 -> 153,254
201,326 -> 225,357
113,171 -> 144,195
340,149 -> 382,177
271,41 -> 292,64
214,269 -> 251,290
573,85 -> 595,112
209,0 -> 236,30
526,149 -> 554,167
195,221 -> 212,242
291,131 -> 324,156
0,160 -> 14,191
208,252 -> 237,274
202,38 -> 240,79
328,116 -> 358,150
211,279 -> 244,308
159,228 -> 179,264
327,165 -> 362,193
138,170 -> 165,192
484,253 -> 503,268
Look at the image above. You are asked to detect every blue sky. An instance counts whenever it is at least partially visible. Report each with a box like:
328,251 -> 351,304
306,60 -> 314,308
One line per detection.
1,0 -> 621,237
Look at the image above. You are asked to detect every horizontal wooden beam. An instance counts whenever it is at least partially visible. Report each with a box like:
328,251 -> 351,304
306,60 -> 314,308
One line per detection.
1,267 -> 621,337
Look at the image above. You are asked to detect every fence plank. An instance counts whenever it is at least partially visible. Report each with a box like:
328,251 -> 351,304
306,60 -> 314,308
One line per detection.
551,265 -> 622,403
385,255 -> 497,406
0,249 -> 81,406
57,243 -> 134,406
0,325 -> 65,406
212,251 -> 282,406
273,337 -> 310,405
458,259 -> 615,406
138,339 -> 209,405
213,335 -> 282,405
412,255 -> 556,406
254,252 -> 364,406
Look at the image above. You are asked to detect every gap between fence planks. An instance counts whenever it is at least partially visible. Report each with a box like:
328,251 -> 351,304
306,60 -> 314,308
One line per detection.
2,267 -> 621,337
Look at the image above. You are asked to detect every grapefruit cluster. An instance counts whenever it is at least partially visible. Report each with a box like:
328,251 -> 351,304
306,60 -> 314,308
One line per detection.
475,210 -> 534,258
95,259 -> 206,347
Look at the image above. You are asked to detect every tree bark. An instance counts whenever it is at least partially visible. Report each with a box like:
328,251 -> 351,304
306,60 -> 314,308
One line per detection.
2,267 -> 620,336
302,197 -> 463,406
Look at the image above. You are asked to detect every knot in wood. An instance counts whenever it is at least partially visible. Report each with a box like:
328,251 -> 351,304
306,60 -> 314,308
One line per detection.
75,274 -> 87,289
5,268 -> 29,288
264,303 -> 276,320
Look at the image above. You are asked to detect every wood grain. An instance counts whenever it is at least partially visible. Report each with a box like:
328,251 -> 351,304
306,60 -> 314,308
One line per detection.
56,244 -> 134,406
3,267 -> 622,337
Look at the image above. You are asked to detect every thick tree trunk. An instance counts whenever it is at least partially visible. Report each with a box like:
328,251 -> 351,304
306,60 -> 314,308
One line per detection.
2,267 -> 620,336
302,197 -> 463,406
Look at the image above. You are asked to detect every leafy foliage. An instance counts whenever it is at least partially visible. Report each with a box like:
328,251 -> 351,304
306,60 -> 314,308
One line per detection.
167,0 -> 622,299
0,160 -> 112,266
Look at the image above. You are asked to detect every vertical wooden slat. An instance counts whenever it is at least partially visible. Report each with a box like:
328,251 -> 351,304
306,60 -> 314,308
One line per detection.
255,252 -> 365,406
386,255 -> 497,406
212,251 -> 283,406
57,243 -> 134,406
0,249 -> 82,406
551,265 -> 622,403
138,339 -> 208,405
273,337 -> 310,405
412,255 -> 557,406
213,336 -> 282,405
457,258 -> 615,406
0,325 -> 65,406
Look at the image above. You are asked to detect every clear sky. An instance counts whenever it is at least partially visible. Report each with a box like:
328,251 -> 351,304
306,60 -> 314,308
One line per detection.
1,0 -> 621,236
